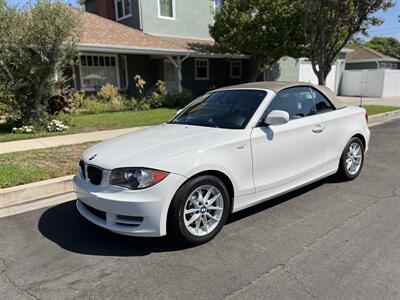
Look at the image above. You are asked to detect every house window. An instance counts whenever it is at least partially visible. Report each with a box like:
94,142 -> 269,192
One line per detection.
214,0 -> 223,12
195,58 -> 209,80
79,54 -> 119,91
158,0 -> 175,19
230,60 -> 242,79
115,0 -> 132,21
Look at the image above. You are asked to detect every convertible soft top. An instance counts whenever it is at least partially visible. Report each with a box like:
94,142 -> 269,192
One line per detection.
215,81 -> 346,109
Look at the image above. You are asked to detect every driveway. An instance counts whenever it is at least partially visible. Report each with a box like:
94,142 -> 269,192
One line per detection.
1,120 -> 400,300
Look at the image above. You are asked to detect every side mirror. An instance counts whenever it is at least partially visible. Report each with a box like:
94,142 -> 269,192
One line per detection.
264,110 -> 289,126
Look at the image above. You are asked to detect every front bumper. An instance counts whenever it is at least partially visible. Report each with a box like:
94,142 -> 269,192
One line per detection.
73,172 -> 187,237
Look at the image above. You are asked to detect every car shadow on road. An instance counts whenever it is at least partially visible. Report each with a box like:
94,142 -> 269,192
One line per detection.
38,176 -> 334,256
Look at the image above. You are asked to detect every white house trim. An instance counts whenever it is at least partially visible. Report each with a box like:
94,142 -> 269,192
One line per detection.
230,60 -> 242,79
157,0 -> 176,20
194,58 -> 210,81
78,52 -> 121,92
76,43 -> 251,59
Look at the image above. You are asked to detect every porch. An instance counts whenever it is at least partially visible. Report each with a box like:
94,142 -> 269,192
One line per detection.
72,10 -> 250,97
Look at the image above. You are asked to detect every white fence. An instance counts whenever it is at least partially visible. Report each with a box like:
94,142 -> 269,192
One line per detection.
341,69 -> 400,98
298,60 -> 339,93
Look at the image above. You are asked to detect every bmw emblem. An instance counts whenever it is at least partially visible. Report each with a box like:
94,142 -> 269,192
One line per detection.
200,206 -> 207,214
88,154 -> 97,161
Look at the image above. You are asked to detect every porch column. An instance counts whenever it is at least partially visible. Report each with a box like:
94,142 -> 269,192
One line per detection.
167,53 -> 189,94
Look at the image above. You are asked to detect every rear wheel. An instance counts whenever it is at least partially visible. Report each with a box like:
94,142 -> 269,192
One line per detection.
337,137 -> 365,181
168,175 -> 230,245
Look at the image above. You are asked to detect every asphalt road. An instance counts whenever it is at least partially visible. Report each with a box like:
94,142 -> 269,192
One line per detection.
1,120 -> 400,300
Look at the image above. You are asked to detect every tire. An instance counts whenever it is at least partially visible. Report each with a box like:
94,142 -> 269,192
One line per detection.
336,137 -> 365,181
167,175 -> 231,246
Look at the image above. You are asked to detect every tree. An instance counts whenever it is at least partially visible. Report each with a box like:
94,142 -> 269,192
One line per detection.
209,0 -> 306,81
304,0 -> 395,86
364,36 -> 400,58
0,0 -> 80,126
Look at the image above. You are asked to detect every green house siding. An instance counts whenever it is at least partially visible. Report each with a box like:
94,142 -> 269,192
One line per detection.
264,57 -> 299,82
141,0 -> 215,39
345,62 -> 379,70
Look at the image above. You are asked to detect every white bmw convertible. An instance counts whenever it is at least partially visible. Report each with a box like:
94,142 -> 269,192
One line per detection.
74,82 -> 370,245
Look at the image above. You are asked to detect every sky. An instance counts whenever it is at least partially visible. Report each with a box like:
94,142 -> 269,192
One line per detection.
6,0 -> 400,40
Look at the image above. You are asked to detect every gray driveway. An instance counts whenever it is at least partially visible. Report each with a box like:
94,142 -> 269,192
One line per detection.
1,120 -> 400,300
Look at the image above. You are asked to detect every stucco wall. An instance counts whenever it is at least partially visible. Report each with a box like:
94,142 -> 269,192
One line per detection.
141,0 -> 215,39
264,57 -> 299,82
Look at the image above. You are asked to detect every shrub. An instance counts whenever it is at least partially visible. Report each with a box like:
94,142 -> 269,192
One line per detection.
12,125 -> 35,134
134,75 -> 146,95
47,79 -> 74,115
162,90 -> 194,108
72,91 -> 86,109
82,99 -> 113,114
110,96 -> 126,111
82,96 -> 126,114
46,119 -> 69,132
96,84 -> 119,102
0,0 -> 81,125
126,98 -> 150,111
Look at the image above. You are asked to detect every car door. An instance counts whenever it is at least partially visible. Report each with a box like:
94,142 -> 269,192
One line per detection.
251,87 -> 327,192
309,87 -> 338,165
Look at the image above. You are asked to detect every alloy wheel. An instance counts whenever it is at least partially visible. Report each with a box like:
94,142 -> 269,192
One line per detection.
183,185 -> 224,236
346,142 -> 363,175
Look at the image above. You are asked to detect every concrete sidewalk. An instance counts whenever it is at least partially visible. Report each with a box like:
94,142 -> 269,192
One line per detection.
338,96 -> 400,107
0,126 -> 147,154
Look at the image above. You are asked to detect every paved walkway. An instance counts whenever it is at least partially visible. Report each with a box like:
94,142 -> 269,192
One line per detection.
0,126 -> 147,155
338,96 -> 400,107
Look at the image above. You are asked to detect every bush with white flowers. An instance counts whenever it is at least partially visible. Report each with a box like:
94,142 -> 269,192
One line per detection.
47,119 -> 69,132
12,126 -> 35,134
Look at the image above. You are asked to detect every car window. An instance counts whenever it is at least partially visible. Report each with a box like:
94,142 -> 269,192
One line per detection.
264,87 -> 316,120
311,88 -> 334,114
170,90 -> 267,129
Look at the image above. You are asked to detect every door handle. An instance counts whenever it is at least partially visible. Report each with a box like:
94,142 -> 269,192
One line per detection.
312,124 -> 325,133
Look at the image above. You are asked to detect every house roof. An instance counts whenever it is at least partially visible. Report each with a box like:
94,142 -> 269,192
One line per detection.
76,10 -> 248,58
215,81 -> 345,109
346,45 -> 399,62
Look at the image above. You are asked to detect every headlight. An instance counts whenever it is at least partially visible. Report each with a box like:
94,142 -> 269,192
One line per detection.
109,168 -> 169,190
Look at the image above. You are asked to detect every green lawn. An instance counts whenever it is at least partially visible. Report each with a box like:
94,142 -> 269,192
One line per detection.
0,142 -> 97,188
0,108 -> 177,143
363,105 -> 399,116
1,105 -> 398,143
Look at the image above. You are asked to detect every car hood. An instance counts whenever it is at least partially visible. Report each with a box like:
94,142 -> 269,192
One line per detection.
81,124 -> 223,170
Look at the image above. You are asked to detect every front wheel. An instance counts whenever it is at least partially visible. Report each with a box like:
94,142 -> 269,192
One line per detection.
167,175 -> 230,246
336,137 -> 365,181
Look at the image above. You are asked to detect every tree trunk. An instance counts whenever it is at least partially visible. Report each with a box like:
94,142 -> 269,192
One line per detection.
317,71 -> 326,86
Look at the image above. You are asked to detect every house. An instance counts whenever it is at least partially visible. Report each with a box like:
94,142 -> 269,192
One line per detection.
73,0 -> 249,96
262,49 -> 352,95
345,45 -> 400,70
340,46 -> 400,97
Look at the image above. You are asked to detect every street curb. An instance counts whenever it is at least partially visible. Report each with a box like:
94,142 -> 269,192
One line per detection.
0,175 -> 74,212
368,109 -> 400,126
1,109 -> 400,217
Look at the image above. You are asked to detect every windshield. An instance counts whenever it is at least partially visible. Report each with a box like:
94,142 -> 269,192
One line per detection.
169,90 -> 267,129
